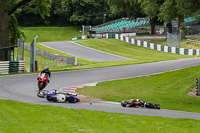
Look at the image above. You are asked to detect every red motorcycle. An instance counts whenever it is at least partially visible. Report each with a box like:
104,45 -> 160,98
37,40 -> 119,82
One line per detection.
37,73 -> 49,91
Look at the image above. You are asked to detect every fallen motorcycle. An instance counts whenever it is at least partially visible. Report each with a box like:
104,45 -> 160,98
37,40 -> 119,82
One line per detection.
121,99 -> 160,109
37,90 -> 80,103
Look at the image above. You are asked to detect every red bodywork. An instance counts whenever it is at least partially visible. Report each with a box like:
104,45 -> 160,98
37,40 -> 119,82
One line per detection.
38,73 -> 49,90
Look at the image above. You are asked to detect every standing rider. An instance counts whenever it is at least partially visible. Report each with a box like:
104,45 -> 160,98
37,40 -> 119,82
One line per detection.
37,66 -> 51,82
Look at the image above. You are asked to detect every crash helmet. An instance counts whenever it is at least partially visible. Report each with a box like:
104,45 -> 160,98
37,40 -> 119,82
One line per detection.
45,66 -> 49,72
57,94 -> 66,102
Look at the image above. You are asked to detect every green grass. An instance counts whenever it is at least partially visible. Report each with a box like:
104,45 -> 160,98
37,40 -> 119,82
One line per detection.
36,43 -> 96,66
23,49 -> 75,71
77,39 -> 191,61
20,26 -> 82,43
22,39 -> 194,72
19,26 -> 194,71
18,26 -> 97,71
22,43 -> 96,72
77,65 -> 200,113
20,38 -> 193,72
0,99 -> 199,133
48,38 -> 193,71
148,39 -> 167,46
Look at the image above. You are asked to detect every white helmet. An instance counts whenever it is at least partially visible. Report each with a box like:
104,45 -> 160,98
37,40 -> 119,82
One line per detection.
56,94 -> 66,102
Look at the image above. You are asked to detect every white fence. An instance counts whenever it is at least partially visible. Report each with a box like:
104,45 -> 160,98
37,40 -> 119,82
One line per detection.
0,61 -> 9,74
0,61 -> 25,74
18,61 -> 25,73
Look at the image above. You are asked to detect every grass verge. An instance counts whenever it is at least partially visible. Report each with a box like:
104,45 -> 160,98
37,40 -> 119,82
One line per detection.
77,39 -> 191,61
22,39 -> 193,72
20,26 -> 82,43
18,26 -> 194,71
23,49 -> 75,71
77,65 -> 200,113
0,99 -> 199,132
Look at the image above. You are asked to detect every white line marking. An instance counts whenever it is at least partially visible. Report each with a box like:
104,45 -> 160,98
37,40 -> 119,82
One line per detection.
70,42 -> 133,60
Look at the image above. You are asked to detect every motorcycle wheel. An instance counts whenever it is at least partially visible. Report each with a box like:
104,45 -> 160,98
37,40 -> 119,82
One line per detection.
121,101 -> 127,107
38,82 -> 45,91
37,90 -> 48,98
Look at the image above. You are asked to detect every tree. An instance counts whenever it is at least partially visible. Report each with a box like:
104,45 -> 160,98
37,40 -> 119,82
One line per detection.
0,0 -> 9,48
16,0 -> 109,26
108,0 -> 143,19
52,0 -> 73,26
0,0 -> 52,49
138,0 -> 165,34
175,0 -> 200,32
158,0 -> 177,33
108,0 -> 163,35
159,0 -> 200,34
69,0 -> 109,25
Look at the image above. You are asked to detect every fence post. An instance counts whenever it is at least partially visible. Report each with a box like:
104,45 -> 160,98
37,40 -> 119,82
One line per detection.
30,36 -> 38,72
196,77 -> 200,96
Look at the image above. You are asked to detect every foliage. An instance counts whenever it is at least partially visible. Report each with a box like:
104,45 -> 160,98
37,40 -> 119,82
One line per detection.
4,0 -> 52,46
15,5 -> 45,26
18,28 -> 191,71
29,0 -> 52,18
16,0 -> 109,26
108,0 -> 143,19
138,0 -> 162,19
69,0 -> 108,25
9,14 -> 24,46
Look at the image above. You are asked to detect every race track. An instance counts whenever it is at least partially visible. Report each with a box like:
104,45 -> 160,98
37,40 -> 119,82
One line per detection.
39,41 -> 131,61
1,58 -> 200,120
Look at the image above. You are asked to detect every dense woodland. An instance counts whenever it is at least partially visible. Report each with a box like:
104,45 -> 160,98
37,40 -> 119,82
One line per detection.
0,0 -> 200,49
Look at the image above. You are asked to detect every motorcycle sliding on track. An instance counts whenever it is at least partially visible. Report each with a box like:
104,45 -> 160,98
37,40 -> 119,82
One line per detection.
37,73 -> 80,103
37,90 -> 80,103
121,99 -> 160,109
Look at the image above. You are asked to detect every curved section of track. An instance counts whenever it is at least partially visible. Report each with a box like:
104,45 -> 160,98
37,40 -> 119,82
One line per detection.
39,41 -> 131,61
1,58 -> 200,120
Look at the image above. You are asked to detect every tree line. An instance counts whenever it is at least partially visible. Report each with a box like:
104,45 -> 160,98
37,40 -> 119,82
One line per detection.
0,0 -> 200,49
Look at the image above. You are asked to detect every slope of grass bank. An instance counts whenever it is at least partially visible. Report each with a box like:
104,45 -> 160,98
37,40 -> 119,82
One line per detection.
20,39 -> 193,71
20,26 -> 82,43
19,26 -> 193,71
0,100 -> 199,132
48,39 -> 193,71
23,49 -> 76,71
23,39 -> 193,72
77,65 -> 200,113
77,39 -> 191,61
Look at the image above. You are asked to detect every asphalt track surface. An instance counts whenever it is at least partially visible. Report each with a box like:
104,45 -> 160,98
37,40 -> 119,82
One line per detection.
1,58 -> 200,120
39,41 -> 131,61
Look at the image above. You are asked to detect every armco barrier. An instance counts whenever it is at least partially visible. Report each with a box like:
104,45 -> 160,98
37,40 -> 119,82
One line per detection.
72,35 -> 87,40
9,61 -> 19,74
18,61 -> 25,73
115,34 -> 200,56
72,33 -> 199,56
0,61 -> 25,74
0,61 -> 9,74
24,44 -> 77,65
